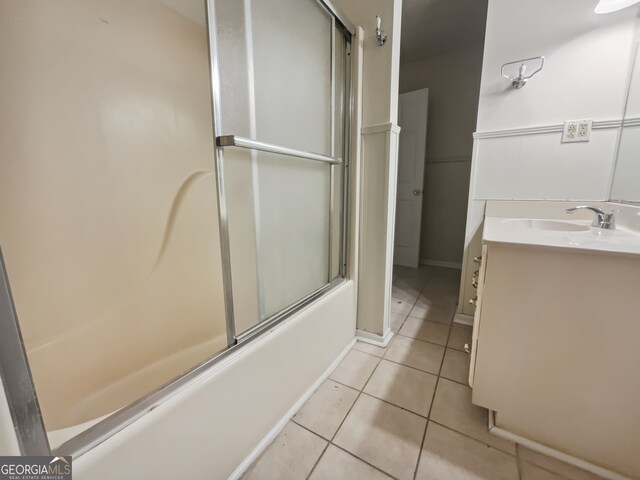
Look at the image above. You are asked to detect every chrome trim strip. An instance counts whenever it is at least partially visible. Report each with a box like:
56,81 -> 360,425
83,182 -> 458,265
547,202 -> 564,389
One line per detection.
207,0 -> 237,347
54,278 -> 346,458
0,248 -> 50,455
341,36 -> 352,278
216,136 -> 342,165
242,0 -> 267,323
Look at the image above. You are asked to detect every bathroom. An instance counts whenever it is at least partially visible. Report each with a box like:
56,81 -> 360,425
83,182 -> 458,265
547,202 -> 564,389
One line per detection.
0,0 -> 638,479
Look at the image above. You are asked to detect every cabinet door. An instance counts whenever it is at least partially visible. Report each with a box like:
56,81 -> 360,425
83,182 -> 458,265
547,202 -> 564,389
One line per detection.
468,244 -> 488,387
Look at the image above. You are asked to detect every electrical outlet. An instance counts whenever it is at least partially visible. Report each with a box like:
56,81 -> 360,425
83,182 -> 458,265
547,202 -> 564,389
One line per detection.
562,119 -> 592,143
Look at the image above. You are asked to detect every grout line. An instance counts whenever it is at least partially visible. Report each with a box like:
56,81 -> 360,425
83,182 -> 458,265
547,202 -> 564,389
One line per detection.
392,288 -> 423,333
358,392 -> 429,420
330,444 -> 401,480
302,351 -> 385,479
328,355 -> 381,443
427,419 -> 517,457
291,419 -> 332,443
395,330 -> 451,348
515,443 -> 523,480
305,440 -> 330,480
377,356 -> 441,377
413,304 -> 456,480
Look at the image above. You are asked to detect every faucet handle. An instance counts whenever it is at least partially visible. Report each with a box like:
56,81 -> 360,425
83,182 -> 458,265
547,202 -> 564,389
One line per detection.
565,205 -> 615,229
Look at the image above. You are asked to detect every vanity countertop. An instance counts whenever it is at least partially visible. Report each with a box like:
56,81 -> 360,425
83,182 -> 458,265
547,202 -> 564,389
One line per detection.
483,214 -> 640,256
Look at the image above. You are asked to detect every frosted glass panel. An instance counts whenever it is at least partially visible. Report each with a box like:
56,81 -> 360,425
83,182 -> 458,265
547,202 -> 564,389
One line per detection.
251,0 -> 332,154
213,0 -> 333,154
256,153 -> 331,318
212,0 -> 349,334
0,0 -> 226,446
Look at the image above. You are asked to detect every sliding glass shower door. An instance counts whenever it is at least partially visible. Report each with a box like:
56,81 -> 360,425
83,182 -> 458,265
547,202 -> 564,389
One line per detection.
0,0 -> 351,457
210,0 -> 351,338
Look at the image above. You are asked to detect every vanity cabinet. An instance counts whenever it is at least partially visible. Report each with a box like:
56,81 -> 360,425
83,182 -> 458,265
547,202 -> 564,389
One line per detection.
469,242 -> 640,479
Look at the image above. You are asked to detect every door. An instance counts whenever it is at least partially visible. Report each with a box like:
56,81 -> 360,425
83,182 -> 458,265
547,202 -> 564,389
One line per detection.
394,89 -> 428,267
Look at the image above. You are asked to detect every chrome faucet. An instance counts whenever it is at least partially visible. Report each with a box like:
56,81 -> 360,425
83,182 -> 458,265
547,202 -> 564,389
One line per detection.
565,206 -> 615,229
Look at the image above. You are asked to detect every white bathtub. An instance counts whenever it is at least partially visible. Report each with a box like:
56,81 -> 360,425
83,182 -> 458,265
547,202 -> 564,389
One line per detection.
46,335 -> 226,449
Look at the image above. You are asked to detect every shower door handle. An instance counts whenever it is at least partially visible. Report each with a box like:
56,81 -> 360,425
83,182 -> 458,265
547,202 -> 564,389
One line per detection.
216,135 -> 342,165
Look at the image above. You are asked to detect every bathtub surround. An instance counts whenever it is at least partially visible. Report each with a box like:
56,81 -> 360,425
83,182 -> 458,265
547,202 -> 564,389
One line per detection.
457,0 -> 640,320
0,0 -> 228,437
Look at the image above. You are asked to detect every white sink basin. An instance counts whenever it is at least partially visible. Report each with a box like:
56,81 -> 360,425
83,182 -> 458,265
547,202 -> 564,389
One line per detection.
503,219 -> 590,232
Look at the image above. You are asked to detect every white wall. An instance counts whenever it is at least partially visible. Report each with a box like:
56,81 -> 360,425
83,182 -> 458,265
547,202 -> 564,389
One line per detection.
457,0 -> 640,318
336,0 -> 402,126
400,45 -> 484,265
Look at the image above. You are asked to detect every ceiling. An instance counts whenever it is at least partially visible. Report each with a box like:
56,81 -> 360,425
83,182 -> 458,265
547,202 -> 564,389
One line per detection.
400,0 -> 489,64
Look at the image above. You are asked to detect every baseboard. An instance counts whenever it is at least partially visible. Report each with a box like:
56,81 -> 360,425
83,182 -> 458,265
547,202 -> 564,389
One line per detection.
453,312 -> 474,326
228,337 -> 357,480
419,258 -> 462,269
355,328 -> 394,347
488,411 -> 630,480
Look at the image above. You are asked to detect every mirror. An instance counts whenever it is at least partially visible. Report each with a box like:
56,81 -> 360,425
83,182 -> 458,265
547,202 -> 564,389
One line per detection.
611,38 -> 640,203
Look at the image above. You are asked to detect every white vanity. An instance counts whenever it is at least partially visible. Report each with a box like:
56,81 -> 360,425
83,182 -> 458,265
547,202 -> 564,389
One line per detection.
469,201 -> 640,480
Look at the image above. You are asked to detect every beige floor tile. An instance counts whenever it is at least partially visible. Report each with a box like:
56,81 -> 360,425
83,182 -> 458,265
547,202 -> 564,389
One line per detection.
448,324 -> 472,352
309,445 -> 392,480
416,422 -> 519,480
242,422 -> 327,480
520,462 -> 567,480
409,302 -> 455,324
394,266 -> 427,281
390,313 -> 407,333
391,298 -> 414,315
518,447 -> 606,480
392,285 -> 420,303
363,360 -> 437,417
293,379 -> 359,440
398,317 -> 450,345
440,348 -> 471,385
384,335 -> 445,375
353,341 -> 388,358
329,350 -> 379,390
333,394 -> 426,480
430,379 -> 516,455
395,277 -> 426,291
417,288 -> 458,306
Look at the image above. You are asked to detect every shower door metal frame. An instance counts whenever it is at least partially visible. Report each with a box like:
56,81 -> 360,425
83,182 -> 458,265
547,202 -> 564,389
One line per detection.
0,0 -> 354,460
212,0 -> 353,347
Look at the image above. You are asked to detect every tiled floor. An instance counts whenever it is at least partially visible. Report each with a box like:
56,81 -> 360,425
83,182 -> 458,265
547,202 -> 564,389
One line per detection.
242,266 -> 604,480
